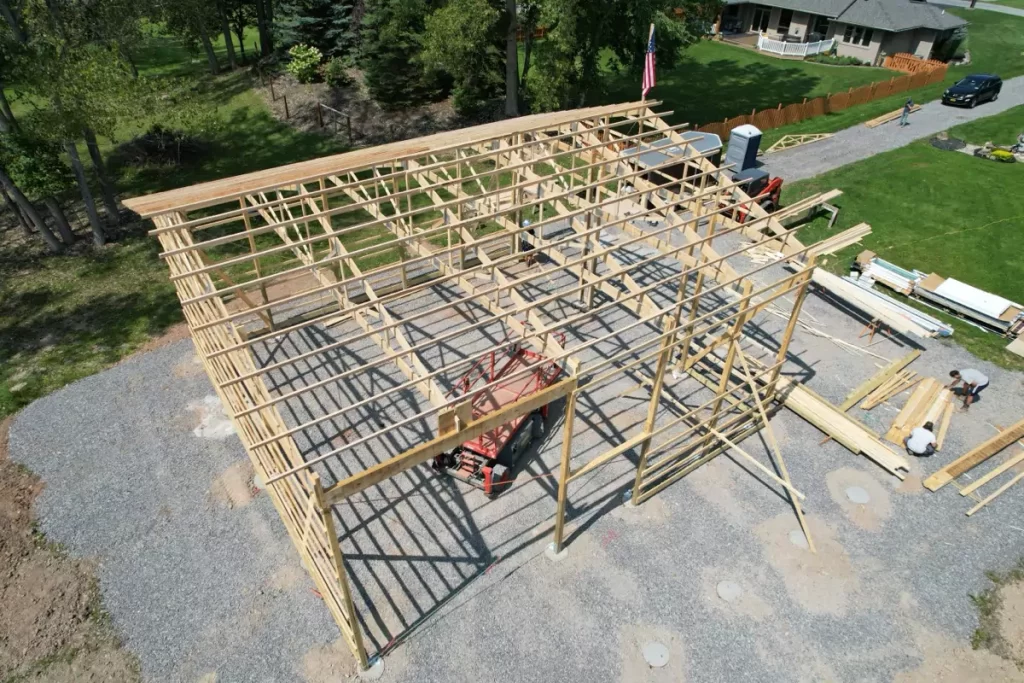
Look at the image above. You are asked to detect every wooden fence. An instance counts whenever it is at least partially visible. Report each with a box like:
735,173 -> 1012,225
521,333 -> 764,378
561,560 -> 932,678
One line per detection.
883,52 -> 947,74
696,63 -> 948,139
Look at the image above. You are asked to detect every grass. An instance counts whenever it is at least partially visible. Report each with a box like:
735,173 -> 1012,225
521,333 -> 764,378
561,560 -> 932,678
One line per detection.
0,26 -> 347,420
969,558 -> 1024,659
598,40 -> 894,127
783,104 -> 1024,370
990,0 -> 1024,10
763,8 -> 1024,145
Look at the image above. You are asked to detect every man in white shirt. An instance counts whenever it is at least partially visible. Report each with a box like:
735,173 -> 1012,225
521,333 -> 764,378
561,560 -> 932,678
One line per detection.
904,421 -> 937,457
948,368 -> 990,409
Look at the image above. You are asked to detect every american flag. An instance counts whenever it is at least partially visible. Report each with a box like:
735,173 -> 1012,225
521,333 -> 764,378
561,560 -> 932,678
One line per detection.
642,26 -> 656,99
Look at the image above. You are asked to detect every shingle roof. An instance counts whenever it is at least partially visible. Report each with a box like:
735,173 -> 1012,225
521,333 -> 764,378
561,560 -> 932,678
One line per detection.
724,0 -> 968,32
838,0 -> 968,31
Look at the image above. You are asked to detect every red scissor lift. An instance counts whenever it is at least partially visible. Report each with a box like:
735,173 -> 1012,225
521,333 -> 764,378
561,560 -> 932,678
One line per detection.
432,338 -> 564,497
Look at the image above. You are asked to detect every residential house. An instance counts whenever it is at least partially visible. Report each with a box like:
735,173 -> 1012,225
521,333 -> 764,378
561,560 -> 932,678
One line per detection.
720,0 -> 967,65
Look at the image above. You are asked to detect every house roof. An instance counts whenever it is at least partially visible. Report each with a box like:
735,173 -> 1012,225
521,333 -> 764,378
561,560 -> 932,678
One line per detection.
725,0 -> 968,32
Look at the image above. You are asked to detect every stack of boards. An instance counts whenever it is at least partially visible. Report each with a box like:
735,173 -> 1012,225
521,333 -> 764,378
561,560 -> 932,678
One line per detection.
924,417 -> 1024,516
884,378 -> 953,449
859,369 -> 920,411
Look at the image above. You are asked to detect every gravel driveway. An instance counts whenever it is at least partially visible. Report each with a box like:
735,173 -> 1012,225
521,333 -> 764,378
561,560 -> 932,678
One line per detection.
762,74 -> 1024,182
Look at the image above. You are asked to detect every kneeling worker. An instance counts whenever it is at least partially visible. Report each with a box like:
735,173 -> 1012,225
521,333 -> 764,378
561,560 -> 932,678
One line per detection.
947,368 -> 990,410
904,421 -> 937,457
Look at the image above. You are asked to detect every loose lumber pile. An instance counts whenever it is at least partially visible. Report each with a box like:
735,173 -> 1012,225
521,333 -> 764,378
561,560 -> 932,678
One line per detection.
810,269 -> 947,339
839,350 -> 920,411
860,370 -> 920,410
865,104 -> 921,128
775,377 -> 909,478
884,378 -> 952,445
924,417 -> 1024,493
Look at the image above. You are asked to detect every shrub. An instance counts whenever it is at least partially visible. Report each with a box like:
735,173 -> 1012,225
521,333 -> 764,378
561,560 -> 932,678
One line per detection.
320,56 -> 352,88
109,125 -> 209,167
286,44 -> 323,83
806,53 -> 866,66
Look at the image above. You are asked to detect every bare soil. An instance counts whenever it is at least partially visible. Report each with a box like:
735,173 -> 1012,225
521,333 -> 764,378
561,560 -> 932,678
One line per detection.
0,416 -> 140,682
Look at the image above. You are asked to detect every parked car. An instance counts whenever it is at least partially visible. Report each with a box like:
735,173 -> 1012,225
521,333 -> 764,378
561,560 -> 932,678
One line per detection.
942,74 -> 1002,108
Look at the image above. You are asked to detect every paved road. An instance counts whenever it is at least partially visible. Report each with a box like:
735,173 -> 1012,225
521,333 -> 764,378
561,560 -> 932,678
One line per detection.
934,0 -> 1024,17
762,74 -> 1024,182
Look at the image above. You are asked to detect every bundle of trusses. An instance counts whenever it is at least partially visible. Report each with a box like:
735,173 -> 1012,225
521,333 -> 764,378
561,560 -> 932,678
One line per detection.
125,101 -> 868,669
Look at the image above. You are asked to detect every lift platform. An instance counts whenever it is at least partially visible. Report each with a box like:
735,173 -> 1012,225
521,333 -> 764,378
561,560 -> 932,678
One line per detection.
432,340 -> 564,496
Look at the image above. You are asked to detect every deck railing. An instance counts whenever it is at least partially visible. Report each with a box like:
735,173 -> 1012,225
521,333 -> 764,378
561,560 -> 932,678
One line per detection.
756,35 -> 834,57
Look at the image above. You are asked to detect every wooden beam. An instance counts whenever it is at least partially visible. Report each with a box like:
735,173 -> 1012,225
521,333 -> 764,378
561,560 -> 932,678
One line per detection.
323,377 -> 576,504
839,350 -> 920,411
924,417 -> 1024,491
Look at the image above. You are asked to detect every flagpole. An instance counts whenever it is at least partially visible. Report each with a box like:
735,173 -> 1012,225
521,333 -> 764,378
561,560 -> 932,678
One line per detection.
642,22 -> 655,103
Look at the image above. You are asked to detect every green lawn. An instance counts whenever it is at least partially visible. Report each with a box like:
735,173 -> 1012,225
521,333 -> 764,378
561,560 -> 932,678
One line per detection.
763,8 -> 1024,145
989,0 -> 1024,11
598,40 -> 895,127
783,105 -> 1024,370
0,27 -> 346,419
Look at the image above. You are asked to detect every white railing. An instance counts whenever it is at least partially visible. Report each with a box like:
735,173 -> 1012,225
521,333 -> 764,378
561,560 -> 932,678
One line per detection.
756,35 -> 834,57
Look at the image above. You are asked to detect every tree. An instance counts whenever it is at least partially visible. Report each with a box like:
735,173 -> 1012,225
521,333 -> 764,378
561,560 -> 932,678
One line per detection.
1,133 -> 75,246
422,0 -> 503,117
159,0 -> 221,74
225,0 -> 255,64
277,0 -> 355,57
255,0 -> 273,56
216,0 -> 237,70
359,0 -> 448,109
526,0 -> 717,111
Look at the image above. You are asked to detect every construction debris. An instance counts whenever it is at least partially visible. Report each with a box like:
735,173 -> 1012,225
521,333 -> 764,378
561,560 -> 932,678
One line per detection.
860,371 -> 920,410
885,378 -> 952,445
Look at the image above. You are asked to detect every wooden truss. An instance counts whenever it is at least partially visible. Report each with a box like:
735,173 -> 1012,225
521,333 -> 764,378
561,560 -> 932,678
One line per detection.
125,101 -> 863,669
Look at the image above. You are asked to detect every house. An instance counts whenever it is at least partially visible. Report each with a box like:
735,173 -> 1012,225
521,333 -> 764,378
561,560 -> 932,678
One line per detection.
720,0 -> 967,65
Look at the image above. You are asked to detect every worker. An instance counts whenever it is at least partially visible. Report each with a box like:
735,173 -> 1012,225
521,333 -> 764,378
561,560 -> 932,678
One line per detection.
947,368 -> 990,409
520,219 -> 537,265
904,421 -> 938,457
899,98 -> 914,127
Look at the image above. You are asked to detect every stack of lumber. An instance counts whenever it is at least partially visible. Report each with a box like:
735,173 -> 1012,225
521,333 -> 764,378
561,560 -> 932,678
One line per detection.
839,350 -> 920,411
925,417 -> 1024,491
775,377 -> 909,478
865,104 -> 921,128
811,269 -> 952,339
884,378 -> 953,447
807,223 -> 871,258
860,370 -> 920,410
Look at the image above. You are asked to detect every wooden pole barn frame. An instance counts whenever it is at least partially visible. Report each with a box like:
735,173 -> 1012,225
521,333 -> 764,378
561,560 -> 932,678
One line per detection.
125,101 -> 859,669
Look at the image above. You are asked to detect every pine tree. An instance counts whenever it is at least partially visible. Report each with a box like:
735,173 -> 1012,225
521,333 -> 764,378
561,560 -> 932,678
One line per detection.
277,0 -> 355,57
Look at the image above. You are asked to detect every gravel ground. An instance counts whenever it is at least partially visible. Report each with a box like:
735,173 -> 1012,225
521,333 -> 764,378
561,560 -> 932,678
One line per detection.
762,75 -> 1024,182
11,221 -> 1024,681
934,0 -> 1024,17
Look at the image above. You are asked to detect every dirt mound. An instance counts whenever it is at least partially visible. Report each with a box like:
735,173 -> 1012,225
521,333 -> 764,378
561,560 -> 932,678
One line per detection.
0,417 -> 140,681
930,135 -> 966,151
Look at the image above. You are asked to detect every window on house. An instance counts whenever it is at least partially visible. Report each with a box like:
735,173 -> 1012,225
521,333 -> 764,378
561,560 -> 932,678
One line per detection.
843,25 -> 874,46
812,15 -> 830,36
777,9 -> 793,33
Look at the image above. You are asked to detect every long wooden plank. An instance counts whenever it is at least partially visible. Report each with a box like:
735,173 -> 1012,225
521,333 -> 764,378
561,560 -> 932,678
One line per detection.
839,350 -> 920,411
966,469 -> 1024,516
959,449 -> 1024,497
935,399 -> 954,450
323,377 -> 576,503
924,417 -> 1024,491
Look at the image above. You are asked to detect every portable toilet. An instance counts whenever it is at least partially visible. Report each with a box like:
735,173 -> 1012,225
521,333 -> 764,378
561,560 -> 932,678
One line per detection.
725,124 -> 762,173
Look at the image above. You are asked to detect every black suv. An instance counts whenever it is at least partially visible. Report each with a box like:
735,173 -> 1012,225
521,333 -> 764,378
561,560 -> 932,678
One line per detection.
942,74 -> 1002,108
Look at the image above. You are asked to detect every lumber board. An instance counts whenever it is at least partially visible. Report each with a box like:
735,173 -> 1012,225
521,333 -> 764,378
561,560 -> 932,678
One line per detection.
924,417 -> 1024,491
865,104 -> 921,128
323,377 -> 576,503
959,449 -> 1024,497
774,377 -> 908,477
966,469 -> 1024,516
935,400 -> 953,450
840,350 -> 920,411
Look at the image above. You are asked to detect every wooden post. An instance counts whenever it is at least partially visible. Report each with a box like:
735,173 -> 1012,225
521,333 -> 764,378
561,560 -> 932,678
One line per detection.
283,94 -> 289,119
346,115 -> 353,144
316,102 -> 324,128
632,316 -> 679,501
552,363 -> 580,553
771,260 -> 815,388
312,474 -> 370,670
270,79 -> 276,101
